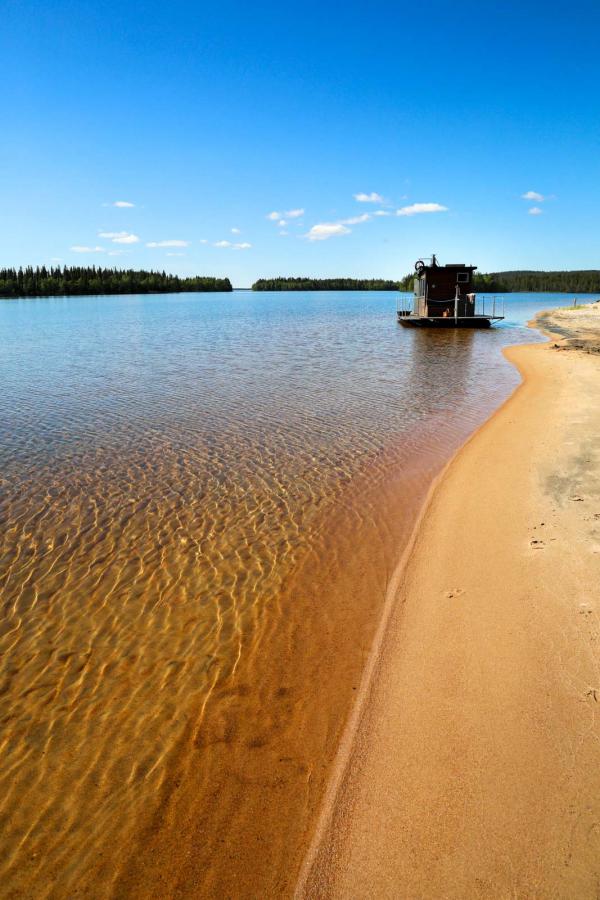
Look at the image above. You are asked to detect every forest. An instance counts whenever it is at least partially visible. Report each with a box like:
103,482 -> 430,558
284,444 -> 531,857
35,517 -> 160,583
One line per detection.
252,277 -> 400,291
256,272 -> 600,293
472,270 -> 600,293
0,266 -> 232,297
399,270 -> 600,293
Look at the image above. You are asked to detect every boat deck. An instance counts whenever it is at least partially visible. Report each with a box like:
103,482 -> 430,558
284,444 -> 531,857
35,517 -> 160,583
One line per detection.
398,312 -> 504,329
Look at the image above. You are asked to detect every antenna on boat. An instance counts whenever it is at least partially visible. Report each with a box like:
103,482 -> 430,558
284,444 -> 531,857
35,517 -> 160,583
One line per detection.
431,253 -> 438,267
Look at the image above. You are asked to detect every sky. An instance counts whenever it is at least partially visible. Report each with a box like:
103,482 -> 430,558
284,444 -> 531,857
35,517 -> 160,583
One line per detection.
2,0 -> 599,286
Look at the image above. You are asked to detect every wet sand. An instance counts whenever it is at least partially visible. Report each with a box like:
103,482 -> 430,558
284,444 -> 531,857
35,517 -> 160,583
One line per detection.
300,306 -> 600,897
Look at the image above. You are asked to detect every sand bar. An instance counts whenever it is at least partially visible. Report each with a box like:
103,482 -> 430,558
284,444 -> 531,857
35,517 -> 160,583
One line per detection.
300,305 -> 600,897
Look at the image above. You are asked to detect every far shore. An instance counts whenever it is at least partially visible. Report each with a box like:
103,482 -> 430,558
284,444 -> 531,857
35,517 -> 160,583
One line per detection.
298,302 -> 600,897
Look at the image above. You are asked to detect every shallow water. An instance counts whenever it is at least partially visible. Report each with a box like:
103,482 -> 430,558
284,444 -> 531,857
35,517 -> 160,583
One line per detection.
0,290 -> 587,896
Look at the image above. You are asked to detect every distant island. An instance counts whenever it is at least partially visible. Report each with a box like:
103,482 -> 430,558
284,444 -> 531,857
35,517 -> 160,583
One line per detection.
252,277 -> 399,291
253,272 -> 600,293
0,266 -> 232,298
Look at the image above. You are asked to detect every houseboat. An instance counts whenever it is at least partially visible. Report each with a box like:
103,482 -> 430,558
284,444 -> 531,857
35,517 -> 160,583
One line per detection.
397,256 -> 504,327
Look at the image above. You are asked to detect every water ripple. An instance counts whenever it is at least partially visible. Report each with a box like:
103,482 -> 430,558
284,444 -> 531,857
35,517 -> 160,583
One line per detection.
0,290 -> 550,896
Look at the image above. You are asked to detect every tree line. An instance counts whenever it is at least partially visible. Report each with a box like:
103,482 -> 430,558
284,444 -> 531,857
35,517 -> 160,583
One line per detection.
254,272 -> 600,293
0,266 -> 232,298
399,270 -> 600,293
252,277 -> 400,291
472,270 -> 600,293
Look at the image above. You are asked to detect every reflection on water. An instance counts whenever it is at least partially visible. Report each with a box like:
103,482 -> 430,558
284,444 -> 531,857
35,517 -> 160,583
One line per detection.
0,291 -> 569,896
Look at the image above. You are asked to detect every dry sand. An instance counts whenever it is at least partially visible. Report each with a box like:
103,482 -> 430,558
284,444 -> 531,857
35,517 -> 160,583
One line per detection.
299,305 -> 600,898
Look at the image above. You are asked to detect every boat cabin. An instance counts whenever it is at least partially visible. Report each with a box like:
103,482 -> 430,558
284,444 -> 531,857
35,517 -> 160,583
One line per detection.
398,255 -> 504,328
413,256 -> 476,318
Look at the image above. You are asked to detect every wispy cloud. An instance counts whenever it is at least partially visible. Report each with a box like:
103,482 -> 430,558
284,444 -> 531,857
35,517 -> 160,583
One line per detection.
340,213 -> 371,225
396,202 -> 448,217
214,240 -> 252,249
354,192 -> 384,204
231,227 -> 241,234
146,239 -> 190,248
374,209 -> 392,216
99,231 -> 140,244
267,208 -> 304,221
113,200 -> 135,207
528,206 -> 543,215
522,190 -> 544,202
199,239 -> 208,244
305,209 -> 373,241
305,223 -> 351,241
71,245 -> 105,253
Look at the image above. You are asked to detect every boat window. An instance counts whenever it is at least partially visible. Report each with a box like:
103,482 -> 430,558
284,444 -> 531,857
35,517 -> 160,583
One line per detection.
457,272 -> 469,283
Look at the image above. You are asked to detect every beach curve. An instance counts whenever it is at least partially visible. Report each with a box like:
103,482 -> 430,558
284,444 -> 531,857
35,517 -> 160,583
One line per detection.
298,309 -> 600,897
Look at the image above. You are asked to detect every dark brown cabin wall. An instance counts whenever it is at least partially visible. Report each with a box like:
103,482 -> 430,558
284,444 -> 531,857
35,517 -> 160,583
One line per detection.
412,264 -> 477,317
426,268 -> 475,300
418,265 -> 476,317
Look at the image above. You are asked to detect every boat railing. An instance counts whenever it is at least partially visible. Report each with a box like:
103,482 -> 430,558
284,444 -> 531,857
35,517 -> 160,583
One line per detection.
476,295 -> 505,319
397,293 -> 505,319
397,294 -> 414,316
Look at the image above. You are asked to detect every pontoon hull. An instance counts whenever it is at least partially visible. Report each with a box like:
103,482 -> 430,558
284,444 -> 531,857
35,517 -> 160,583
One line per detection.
398,314 -> 502,329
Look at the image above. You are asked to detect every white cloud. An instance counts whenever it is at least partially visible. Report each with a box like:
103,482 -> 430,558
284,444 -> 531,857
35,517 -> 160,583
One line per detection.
528,206 -> 543,215
99,231 -> 140,244
522,190 -> 544,202
340,213 -> 371,225
214,240 -> 252,249
278,219 -> 287,227
268,208 -> 304,222
354,192 -> 384,204
71,245 -> 105,253
231,227 -> 241,234
396,202 -> 448,216
146,239 -> 190,247
113,200 -> 135,207
304,210 -> 372,240
374,209 -> 392,216
305,223 -> 351,241
199,239 -> 208,244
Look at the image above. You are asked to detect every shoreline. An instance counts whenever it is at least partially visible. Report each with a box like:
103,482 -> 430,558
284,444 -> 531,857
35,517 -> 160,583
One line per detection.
295,342 -> 537,897
298,306 -> 600,896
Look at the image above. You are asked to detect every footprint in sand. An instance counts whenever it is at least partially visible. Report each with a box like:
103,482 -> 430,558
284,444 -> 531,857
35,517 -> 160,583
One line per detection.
445,588 -> 464,599
529,538 -> 545,549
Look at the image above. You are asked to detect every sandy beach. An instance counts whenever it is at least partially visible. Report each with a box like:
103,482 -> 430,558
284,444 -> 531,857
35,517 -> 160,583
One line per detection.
299,304 -> 600,898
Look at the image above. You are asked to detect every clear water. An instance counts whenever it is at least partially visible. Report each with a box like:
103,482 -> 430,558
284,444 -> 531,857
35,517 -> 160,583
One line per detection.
0,290 -> 585,896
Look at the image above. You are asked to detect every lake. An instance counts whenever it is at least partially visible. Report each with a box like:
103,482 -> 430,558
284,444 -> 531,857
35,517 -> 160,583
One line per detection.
0,290 -> 589,896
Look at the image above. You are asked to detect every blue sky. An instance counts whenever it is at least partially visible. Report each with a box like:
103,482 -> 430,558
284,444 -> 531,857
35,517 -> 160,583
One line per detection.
2,0 -> 599,285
